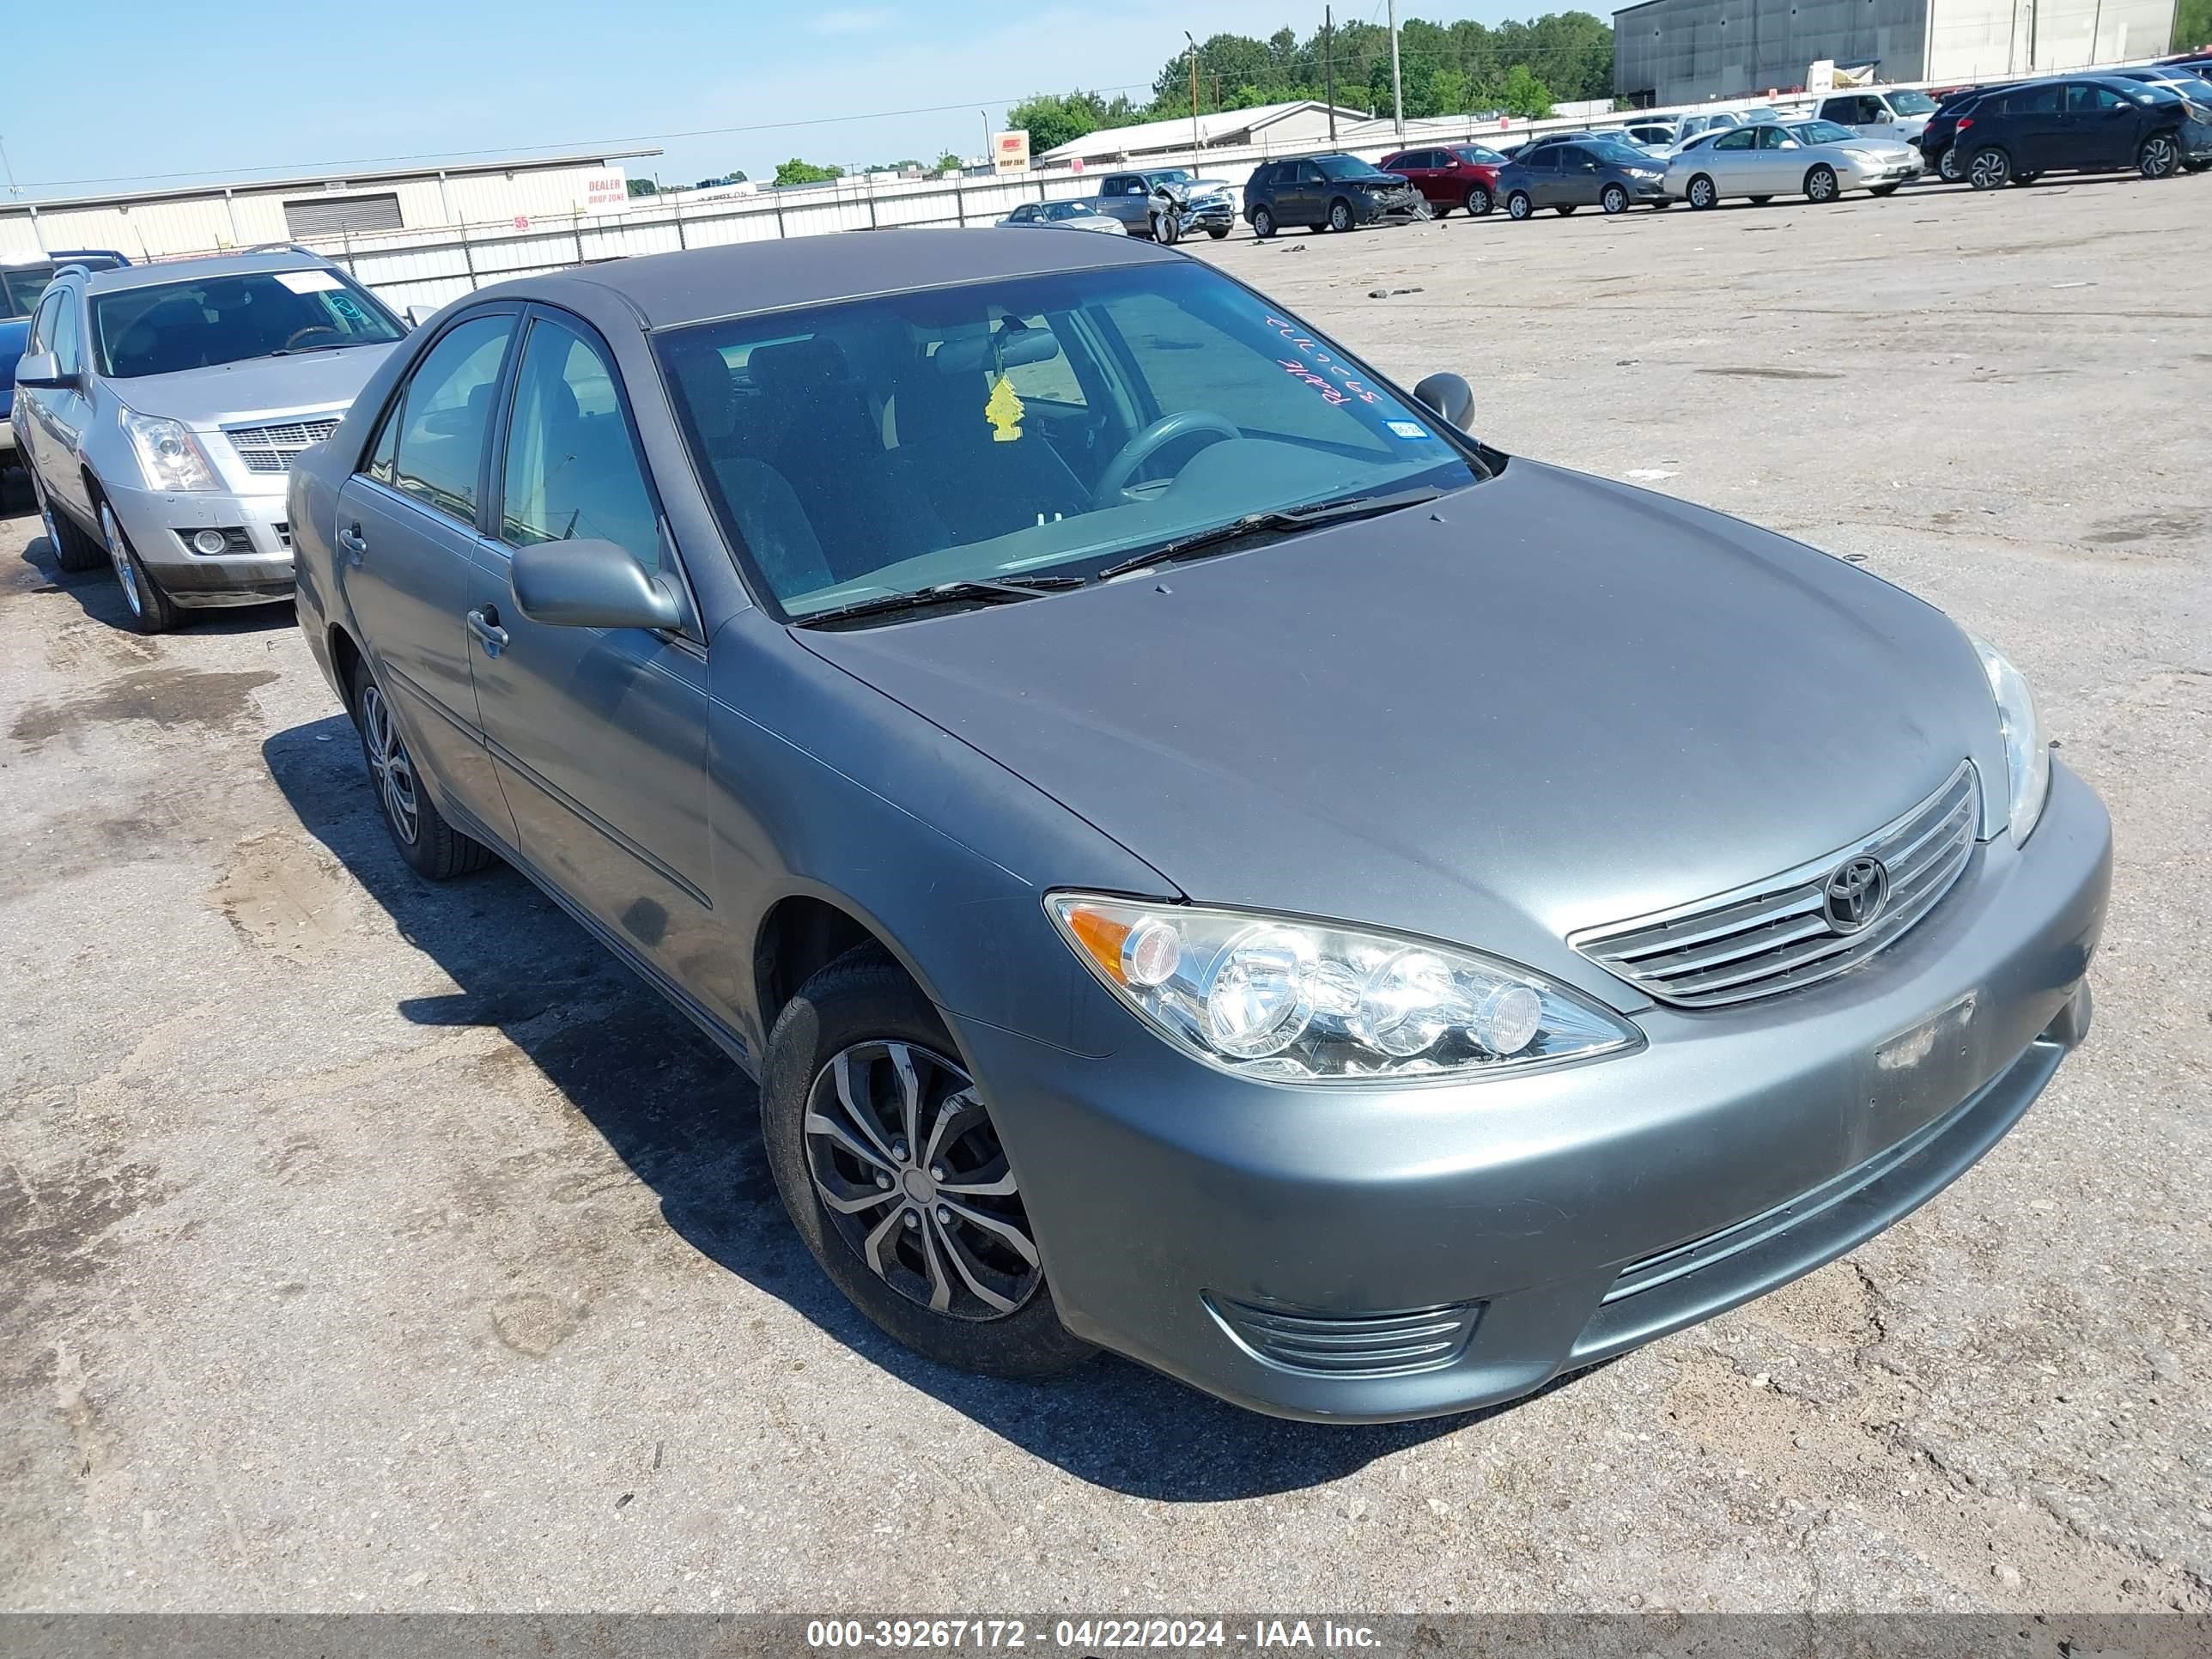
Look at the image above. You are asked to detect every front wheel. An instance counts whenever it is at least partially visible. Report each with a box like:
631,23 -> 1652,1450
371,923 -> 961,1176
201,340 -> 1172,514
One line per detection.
1968,147 -> 2010,191
1327,198 -> 1355,233
761,948 -> 1095,1380
1687,174 -> 1718,210
98,495 -> 179,635
2139,132 -> 2180,179
1506,191 -> 1534,220
1465,184 -> 1492,216
1250,204 -> 1276,239
1802,166 -> 1838,203
1601,184 -> 1629,215
1153,211 -> 1180,246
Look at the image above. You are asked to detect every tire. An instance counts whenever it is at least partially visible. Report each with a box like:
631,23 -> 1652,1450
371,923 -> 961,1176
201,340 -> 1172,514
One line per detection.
1506,191 -> 1534,220
1327,197 -> 1354,233
1153,211 -> 1180,246
349,654 -> 495,881
1206,225 -> 1229,240
31,468 -> 105,573
1553,204 -> 1577,216
1869,182 -> 1902,197
2139,131 -> 2180,179
1687,173 -> 1718,210
1802,166 -> 1838,204
1465,184 -> 1492,216
1601,184 -> 1629,215
1749,194 -> 1774,204
1937,146 -> 1964,183
760,947 -> 1094,1381
1968,147 -> 2010,191
95,493 -> 180,634
1250,204 -> 1276,239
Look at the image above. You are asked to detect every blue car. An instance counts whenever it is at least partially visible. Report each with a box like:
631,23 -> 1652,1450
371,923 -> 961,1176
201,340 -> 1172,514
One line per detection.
1,249 -> 129,471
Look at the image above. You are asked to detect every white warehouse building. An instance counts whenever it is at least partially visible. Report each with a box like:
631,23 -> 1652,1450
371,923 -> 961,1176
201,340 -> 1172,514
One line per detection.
0,150 -> 659,263
1614,0 -> 2179,106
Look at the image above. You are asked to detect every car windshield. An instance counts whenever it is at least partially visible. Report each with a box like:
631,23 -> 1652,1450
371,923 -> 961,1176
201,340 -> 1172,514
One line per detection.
1146,169 -> 1192,185
1,257 -> 121,320
1453,146 -> 1505,164
1792,120 -> 1859,144
1888,89 -> 1937,114
1314,155 -> 1379,179
90,270 -> 404,378
1587,137 -> 1650,163
658,261 -> 1482,621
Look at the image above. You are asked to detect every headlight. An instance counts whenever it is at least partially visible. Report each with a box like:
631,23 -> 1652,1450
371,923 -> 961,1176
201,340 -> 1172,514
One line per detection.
1968,633 -> 2051,846
1048,895 -> 1640,1084
121,410 -> 220,492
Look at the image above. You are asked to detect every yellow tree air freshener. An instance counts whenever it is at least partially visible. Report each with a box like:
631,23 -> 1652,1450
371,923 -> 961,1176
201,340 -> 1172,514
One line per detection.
985,373 -> 1025,442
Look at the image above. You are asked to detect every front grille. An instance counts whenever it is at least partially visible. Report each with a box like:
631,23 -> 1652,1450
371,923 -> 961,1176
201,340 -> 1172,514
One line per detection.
1571,762 -> 1979,1008
1206,1295 -> 1480,1376
225,416 -> 341,474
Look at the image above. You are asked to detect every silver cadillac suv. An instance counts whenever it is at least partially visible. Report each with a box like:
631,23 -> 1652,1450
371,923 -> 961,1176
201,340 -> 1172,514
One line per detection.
12,247 -> 406,631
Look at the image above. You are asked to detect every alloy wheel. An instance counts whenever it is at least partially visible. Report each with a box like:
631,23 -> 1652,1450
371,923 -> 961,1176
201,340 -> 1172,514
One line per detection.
1508,192 -> 1531,220
1689,176 -> 1716,209
100,502 -> 143,618
1328,200 -> 1353,232
1806,167 -> 1837,202
1969,149 -> 2008,190
360,682 -> 421,846
804,1040 -> 1042,1321
1601,185 -> 1628,214
1938,147 -> 1963,182
1467,185 -> 1491,216
2141,135 -> 2178,179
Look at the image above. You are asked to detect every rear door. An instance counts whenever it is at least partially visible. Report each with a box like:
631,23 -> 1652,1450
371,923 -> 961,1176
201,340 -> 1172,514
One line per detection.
2005,83 -> 2064,170
336,306 -> 520,841
468,307 -> 717,998
1521,146 -> 1560,206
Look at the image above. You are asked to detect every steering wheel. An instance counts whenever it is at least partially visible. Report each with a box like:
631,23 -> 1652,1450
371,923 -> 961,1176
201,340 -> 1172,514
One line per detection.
282,325 -> 345,351
1091,410 -> 1242,507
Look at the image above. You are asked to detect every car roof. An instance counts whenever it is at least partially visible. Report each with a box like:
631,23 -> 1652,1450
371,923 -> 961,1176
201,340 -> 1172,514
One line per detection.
505,228 -> 1180,331
82,248 -> 342,294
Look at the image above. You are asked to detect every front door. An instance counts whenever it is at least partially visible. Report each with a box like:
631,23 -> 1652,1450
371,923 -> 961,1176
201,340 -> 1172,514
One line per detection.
32,289 -> 96,522
336,307 -> 520,840
1757,125 -> 1806,191
1557,146 -> 1603,206
2063,82 -> 2135,167
1704,127 -> 1760,195
468,307 -> 720,1002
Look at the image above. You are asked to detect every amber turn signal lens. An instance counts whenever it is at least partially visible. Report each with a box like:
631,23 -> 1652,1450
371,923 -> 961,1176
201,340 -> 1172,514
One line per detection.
1062,904 -> 1133,984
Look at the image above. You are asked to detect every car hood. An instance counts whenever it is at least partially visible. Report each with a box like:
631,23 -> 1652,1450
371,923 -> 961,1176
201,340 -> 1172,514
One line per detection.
108,343 -> 398,430
796,461 -> 2008,1008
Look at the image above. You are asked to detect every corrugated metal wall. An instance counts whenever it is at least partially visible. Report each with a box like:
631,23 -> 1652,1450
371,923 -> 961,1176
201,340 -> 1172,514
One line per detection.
1926,0 -> 2174,82
1617,0 -> 1933,102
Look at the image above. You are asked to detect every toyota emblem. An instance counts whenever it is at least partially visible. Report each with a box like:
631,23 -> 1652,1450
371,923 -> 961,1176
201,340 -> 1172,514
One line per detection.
1822,855 -> 1890,934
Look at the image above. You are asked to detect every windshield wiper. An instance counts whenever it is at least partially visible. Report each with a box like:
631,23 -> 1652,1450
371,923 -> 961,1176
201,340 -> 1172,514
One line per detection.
1095,485 -> 1445,581
793,574 -> 1085,629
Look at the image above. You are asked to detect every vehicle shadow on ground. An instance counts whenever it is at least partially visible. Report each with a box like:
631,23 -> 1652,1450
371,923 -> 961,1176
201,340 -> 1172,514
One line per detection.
263,710 -> 1599,1498
11,524 -> 301,636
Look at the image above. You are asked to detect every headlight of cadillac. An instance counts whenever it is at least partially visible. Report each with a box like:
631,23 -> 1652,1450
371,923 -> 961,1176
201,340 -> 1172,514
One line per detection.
1048,895 -> 1642,1083
1968,632 -> 2051,846
120,409 -> 221,492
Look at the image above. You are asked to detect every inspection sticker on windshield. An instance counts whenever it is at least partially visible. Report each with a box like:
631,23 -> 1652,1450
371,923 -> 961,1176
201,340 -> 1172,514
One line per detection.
274,270 -> 343,295
1385,419 -> 1431,440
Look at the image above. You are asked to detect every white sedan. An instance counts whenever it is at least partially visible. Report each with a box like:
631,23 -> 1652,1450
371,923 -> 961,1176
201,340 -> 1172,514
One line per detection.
1667,120 -> 1921,208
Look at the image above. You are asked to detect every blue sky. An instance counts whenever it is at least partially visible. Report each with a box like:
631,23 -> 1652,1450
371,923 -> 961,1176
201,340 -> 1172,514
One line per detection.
3,0 -> 1519,200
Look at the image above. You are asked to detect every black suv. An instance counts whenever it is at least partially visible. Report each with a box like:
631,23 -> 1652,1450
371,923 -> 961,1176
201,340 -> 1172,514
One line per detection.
1952,76 -> 2210,189
1242,155 -> 1428,237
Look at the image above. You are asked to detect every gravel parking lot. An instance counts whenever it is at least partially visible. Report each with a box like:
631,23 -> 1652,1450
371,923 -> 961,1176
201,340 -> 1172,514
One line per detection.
3,172 -> 2208,1615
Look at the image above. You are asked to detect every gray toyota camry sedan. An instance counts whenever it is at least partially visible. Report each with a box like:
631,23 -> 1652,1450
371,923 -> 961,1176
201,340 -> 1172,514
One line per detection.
288,232 -> 2109,1423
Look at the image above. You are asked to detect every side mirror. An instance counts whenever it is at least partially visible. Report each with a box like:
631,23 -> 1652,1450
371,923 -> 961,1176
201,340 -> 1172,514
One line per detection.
1413,372 -> 1475,431
510,538 -> 684,631
404,304 -> 438,331
12,350 -> 74,390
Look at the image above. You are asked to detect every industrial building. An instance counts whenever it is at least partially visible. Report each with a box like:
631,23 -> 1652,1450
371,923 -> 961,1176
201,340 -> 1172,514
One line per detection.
0,150 -> 659,263
1037,100 -> 1371,167
1613,0 -> 2179,106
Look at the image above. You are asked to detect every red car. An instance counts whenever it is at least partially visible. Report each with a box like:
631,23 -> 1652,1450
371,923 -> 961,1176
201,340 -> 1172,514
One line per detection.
1377,143 -> 1511,217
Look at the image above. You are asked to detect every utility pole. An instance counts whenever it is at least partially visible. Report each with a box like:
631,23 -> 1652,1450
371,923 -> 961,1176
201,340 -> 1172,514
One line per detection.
1324,7 -> 1337,140
1185,32 -> 1201,162
0,134 -> 21,198
1387,0 -> 1405,138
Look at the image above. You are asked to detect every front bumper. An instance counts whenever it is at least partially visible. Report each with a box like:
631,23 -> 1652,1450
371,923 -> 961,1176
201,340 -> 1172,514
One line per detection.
1844,156 -> 1923,188
101,475 -> 295,609
1355,190 -> 1431,225
957,762 -> 2111,1422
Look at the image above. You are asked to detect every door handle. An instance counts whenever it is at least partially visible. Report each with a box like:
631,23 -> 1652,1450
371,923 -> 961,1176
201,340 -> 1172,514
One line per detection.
466,605 -> 509,658
337,524 -> 368,564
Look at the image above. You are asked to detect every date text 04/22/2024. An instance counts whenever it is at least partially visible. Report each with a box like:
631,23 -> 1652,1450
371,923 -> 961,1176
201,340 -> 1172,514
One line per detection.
805,1620 -> 1382,1650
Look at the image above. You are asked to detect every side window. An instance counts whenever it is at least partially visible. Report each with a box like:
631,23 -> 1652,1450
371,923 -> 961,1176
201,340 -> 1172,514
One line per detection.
1758,125 -> 1788,149
1297,161 -> 1325,184
365,398 -> 400,483
1819,97 -> 1846,122
2067,83 -> 2123,112
2019,85 -> 2063,115
499,317 -> 662,572
27,290 -> 63,354
387,313 -> 514,526
1714,129 -> 1757,151
51,295 -> 82,374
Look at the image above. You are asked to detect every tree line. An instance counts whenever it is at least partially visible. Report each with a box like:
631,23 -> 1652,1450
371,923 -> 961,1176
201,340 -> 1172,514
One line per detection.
1009,12 -> 1617,154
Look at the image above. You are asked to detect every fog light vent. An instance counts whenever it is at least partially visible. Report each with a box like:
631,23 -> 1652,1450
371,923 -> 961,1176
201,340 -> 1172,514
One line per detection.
1206,1294 -> 1480,1376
